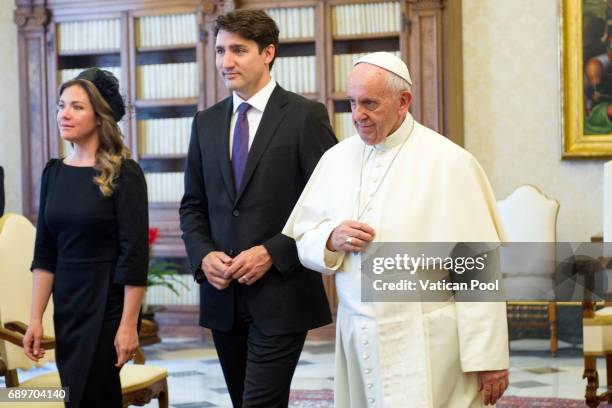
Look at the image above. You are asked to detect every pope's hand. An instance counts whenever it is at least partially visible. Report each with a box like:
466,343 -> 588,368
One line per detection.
478,369 -> 509,405
327,220 -> 375,253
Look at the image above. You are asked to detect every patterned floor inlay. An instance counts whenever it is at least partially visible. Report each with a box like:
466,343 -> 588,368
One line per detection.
0,337 -> 605,407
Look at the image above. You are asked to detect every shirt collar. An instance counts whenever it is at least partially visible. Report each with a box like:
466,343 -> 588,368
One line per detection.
232,78 -> 277,114
370,113 -> 415,151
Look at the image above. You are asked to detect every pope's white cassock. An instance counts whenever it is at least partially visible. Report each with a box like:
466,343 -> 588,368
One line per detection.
283,112 -> 509,408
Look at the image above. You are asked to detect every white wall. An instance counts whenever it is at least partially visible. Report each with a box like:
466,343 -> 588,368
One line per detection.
0,3 -> 22,214
463,0 -> 604,241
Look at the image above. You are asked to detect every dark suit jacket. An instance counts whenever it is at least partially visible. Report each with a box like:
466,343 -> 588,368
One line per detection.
180,85 -> 336,335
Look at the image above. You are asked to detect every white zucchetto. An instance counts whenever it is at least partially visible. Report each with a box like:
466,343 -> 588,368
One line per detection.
354,52 -> 412,86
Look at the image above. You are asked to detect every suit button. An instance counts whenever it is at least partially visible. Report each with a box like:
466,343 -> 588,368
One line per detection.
229,249 -> 235,256
232,209 -> 240,217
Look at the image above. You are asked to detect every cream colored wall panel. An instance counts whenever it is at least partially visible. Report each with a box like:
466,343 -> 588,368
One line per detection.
463,0 -> 604,241
0,4 -> 22,214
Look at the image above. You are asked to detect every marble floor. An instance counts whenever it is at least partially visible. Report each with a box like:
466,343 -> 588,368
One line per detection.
1,337 -> 605,407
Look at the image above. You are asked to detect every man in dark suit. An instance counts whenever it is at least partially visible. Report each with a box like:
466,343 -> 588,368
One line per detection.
179,9 -> 336,408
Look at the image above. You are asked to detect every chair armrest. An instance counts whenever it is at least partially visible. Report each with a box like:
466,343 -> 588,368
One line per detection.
5,321 -> 28,335
0,321 -> 56,349
134,347 -> 145,364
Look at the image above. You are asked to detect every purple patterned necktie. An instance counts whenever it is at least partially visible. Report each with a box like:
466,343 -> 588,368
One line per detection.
232,102 -> 252,191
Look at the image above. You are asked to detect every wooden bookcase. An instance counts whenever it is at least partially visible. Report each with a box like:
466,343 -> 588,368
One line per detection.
15,0 -> 463,311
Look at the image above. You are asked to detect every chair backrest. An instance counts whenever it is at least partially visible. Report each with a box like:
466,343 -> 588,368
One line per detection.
0,213 -> 55,371
497,185 -> 559,242
496,185 -> 559,301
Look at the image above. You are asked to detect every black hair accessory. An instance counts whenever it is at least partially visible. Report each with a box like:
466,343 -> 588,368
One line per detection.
76,68 -> 126,122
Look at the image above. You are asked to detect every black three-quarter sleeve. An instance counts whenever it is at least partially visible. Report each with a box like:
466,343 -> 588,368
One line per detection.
113,159 -> 149,286
31,160 -> 58,273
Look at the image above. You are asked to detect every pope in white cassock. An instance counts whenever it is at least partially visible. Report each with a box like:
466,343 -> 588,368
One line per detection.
282,52 -> 510,407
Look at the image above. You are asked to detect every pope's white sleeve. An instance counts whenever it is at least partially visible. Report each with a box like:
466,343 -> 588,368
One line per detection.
450,151 -> 509,371
283,154 -> 345,275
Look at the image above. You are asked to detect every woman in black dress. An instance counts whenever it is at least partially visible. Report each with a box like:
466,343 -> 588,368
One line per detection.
23,68 -> 148,408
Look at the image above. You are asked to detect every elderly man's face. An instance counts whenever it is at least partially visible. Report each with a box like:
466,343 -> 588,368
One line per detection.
347,64 -> 411,145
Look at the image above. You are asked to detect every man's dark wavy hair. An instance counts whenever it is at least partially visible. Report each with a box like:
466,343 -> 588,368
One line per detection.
214,9 -> 279,69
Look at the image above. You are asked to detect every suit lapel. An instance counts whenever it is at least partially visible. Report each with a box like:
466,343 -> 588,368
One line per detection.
214,98 -> 236,201
235,85 -> 288,202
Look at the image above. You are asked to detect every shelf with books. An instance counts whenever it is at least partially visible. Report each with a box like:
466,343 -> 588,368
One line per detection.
139,154 -> 187,160
57,17 -> 121,54
330,1 -> 401,36
279,37 -> 316,45
134,98 -> 199,108
266,6 -> 317,40
244,3 -> 323,100
331,99 -> 353,141
137,44 -> 197,53
137,116 -> 191,159
57,52 -> 122,71
332,31 -> 399,41
134,13 -> 198,50
58,48 -> 121,57
332,36 -> 400,54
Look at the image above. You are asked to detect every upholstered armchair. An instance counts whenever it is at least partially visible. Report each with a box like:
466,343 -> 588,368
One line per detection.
0,213 -> 169,408
497,185 -> 560,356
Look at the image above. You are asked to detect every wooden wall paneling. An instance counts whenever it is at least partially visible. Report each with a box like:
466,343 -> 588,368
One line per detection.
408,0 -> 443,134
399,0 -> 410,69
315,0 -> 326,104
203,1 -> 232,108
442,0 -> 464,146
128,11 -> 139,160
323,0 -> 334,120
15,1 -> 51,220
46,21 -> 60,160
195,5 -> 207,109
47,0 -> 208,17
119,12 -> 135,157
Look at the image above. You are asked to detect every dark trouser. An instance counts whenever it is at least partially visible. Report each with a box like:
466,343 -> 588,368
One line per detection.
212,289 -> 307,408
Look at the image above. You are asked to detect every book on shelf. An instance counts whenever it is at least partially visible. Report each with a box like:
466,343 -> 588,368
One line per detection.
333,112 -> 356,141
58,19 -> 121,52
146,274 -> 198,305
266,7 -> 315,39
271,56 -> 316,94
145,172 -> 184,202
137,13 -> 197,48
137,62 -> 198,100
138,118 -> 191,156
333,51 -> 401,92
332,2 -> 400,36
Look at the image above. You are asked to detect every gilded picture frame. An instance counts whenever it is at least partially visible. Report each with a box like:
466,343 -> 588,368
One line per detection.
563,0 -> 612,158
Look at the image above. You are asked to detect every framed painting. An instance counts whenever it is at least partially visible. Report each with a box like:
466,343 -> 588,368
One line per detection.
563,0 -> 612,158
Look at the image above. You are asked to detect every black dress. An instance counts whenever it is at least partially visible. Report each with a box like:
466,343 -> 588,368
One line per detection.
31,158 -> 148,408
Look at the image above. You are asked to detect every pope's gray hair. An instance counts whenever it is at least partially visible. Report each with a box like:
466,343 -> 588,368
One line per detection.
384,70 -> 412,95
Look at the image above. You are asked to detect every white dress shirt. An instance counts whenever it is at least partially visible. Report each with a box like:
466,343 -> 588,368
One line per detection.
229,78 -> 277,158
